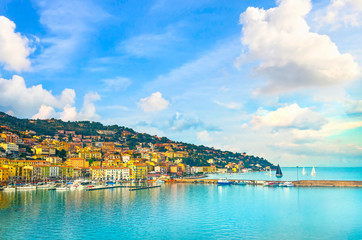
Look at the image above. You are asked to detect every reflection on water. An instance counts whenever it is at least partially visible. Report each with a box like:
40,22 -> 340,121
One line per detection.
0,184 -> 361,239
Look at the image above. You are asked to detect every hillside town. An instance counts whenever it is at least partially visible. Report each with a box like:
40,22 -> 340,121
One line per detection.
0,114 -> 273,184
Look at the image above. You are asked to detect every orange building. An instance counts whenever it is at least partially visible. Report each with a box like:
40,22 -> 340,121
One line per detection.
66,158 -> 89,168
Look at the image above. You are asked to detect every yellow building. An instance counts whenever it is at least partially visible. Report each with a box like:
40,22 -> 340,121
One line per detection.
91,161 -> 102,167
91,167 -> 104,180
33,146 -> 56,155
2,165 -> 23,179
0,167 -> 10,181
78,152 -> 102,160
59,166 -> 74,179
130,164 -> 148,180
66,158 -> 89,168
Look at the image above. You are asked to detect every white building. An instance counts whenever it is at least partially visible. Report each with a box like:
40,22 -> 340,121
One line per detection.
49,166 -> 59,178
122,154 -> 131,163
121,168 -> 131,180
0,143 -> 19,152
104,168 -> 122,181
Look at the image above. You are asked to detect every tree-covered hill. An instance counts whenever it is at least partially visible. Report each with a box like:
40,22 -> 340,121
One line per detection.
0,112 -> 274,169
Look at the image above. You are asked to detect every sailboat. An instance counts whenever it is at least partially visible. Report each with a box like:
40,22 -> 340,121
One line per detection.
269,169 -> 272,176
275,164 -> 283,178
311,166 -> 317,177
302,167 -> 307,175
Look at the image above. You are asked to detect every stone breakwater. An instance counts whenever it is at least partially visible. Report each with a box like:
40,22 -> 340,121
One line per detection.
168,179 -> 362,187
292,180 -> 362,187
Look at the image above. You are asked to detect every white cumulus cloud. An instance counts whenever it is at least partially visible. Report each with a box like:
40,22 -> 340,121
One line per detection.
317,0 -> 362,28
32,93 -> 100,121
139,92 -> 169,112
32,105 -> 56,119
251,103 -> 327,130
237,0 -> 360,94
0,16 -> 32,71
0,75 -> 75,116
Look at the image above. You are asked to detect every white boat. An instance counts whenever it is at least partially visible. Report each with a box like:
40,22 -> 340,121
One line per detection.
302,167 -> 307,175
69,184 -> 80,190
56,187 -> 69,191
36,182 -> 52,189
17,185 -> 36,191
155,179 -> 165,185
311,166 -> 317,177
3,186 -> 16,192
283,182 -> 294,187
217,178 -> 232,185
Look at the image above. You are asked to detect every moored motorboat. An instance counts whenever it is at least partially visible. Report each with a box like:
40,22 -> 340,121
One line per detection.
56,186 -> 69,191
17,185 -> 36,191
282,182 -> 294,187
217,178 -> 232,185
234,180 -> 247,185
3,186 -> 16,192
264,182 -> 278,187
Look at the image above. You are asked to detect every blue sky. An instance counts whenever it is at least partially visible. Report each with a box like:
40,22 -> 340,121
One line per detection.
0,0 -> 361,166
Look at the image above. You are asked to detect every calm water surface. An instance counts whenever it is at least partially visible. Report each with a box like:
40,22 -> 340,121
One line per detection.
0,182 -> 361,240
206,167 -> 362,181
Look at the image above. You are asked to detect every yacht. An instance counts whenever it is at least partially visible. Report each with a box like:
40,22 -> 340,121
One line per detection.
17,185 -> 36,191
3,186 -> 16,192
217,178 -> 232,185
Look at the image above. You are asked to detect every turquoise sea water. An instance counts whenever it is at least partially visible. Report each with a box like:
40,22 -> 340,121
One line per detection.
206,167 -> 362,181
1,181 -> 361,239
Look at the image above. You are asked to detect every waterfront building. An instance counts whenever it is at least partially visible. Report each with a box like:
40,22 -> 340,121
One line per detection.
91,167 -> 104,180
154,165 -> 168,175
170,166 -> 183,176
121,168 -> 130,180
59,166 -> 74,179
0,167 -> 10,181
104,167 -> 122,181
130,164 -> 148,180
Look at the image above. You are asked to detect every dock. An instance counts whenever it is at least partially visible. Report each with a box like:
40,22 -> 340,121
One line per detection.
129,185 -> 161,191
292,180 -> 362,188
86,185 -> 142,191
168,179 -> 362,187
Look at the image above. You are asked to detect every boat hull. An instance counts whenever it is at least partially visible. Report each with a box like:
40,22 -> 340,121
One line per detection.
217,182 -> 232,185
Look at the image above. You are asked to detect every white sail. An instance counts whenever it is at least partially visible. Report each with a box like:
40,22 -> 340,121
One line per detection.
311,166 -> 316,177
269,169 -> 272,176
302,167 -> 306,175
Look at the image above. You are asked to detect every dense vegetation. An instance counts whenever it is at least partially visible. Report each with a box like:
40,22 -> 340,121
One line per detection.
0,112 -> 274,169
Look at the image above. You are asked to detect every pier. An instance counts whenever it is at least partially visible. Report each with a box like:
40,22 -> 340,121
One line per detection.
86,185 -> 161,191
169,179 -> 362,187
129,185 -> 161,191
86,185 -> 141,191
292,180 -> 362,188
